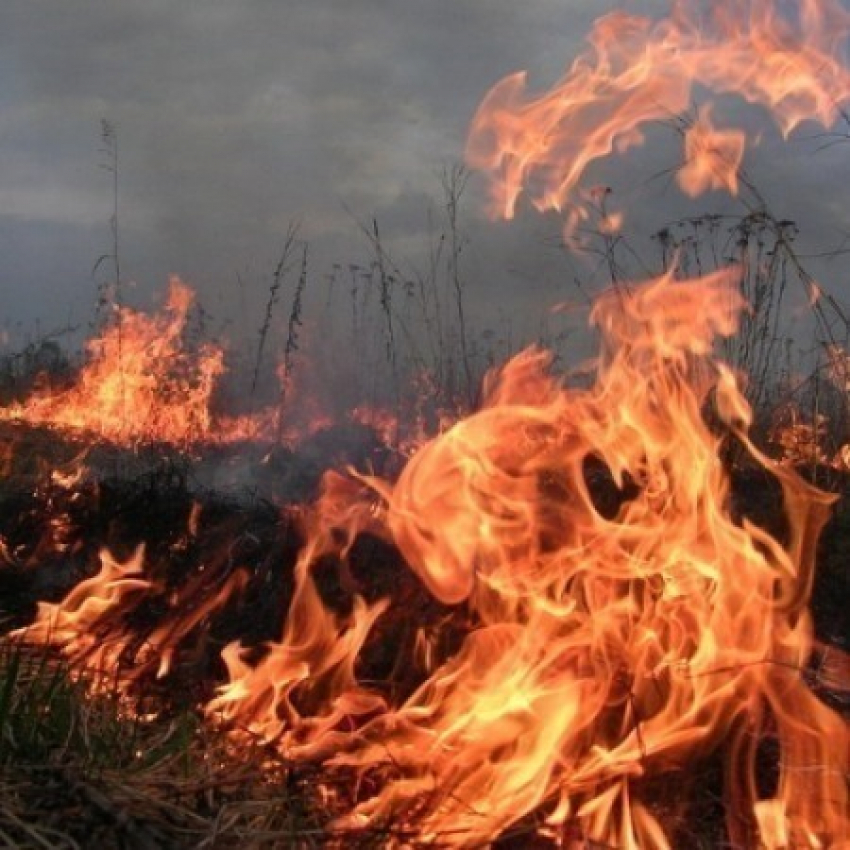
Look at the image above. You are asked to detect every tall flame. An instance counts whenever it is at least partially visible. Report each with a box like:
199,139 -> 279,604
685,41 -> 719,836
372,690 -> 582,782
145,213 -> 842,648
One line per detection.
324,270 -> 846,847
466,0 -> 850,235
189,269 -> 848,846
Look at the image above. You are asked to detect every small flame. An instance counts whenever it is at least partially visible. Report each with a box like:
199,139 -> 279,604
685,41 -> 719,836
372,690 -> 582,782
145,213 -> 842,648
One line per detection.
13,547 -> 152,679
206,490 -> 389,754
678,105 -> 746,197
1,278 -> 225,447
0,277 -> 434,454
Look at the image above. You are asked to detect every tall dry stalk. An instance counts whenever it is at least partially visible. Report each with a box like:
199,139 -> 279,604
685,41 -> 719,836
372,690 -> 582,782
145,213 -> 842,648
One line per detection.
277,241 -> 309,441
252,223 -> 299,396
371,219 -> 399,404
90,119 -> 127,463
442,164 -> 474,407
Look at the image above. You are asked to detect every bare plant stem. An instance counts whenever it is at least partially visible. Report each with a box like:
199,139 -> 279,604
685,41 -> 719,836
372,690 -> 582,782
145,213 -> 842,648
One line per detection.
372,219 -> 399,405
92,119 -> 126,457
252,223 -> 299,397
441,165 -> 473,408
277,242 -> 308,442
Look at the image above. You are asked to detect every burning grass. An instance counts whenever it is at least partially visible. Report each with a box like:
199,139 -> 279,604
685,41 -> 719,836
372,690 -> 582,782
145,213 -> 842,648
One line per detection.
0,426 -> 846,848
2,0 -> 850,845
0,450 -> 474,849
0,271 -> 848,848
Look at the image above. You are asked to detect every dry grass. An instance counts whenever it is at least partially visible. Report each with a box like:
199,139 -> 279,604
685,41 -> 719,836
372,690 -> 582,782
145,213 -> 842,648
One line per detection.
0,641 -> 480,849
0,641 -> 329,849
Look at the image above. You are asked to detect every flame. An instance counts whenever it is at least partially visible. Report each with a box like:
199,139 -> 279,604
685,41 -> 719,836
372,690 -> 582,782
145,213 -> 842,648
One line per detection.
7,0 -> 850,842
206,478 -> 390,755
678,105 -> 746,197
141,567 -> 250,681
318,269 -> 845,847
13,546 -> 152,679
466,0 -> 850,235
203,269 -> 848,845
0,277 -> 432,453
772,407 -> 830,467
13,269 -> 849,845
771,346 -> 850,470
1,278 -> 224,446
11,548 -> 255,702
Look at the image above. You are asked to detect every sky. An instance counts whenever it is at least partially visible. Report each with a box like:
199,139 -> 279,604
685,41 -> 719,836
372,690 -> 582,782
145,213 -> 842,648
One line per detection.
2,0 -> 850,369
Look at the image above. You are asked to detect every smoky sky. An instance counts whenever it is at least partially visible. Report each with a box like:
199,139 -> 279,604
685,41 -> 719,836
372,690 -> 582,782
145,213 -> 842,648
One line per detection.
2,0 -> 849,353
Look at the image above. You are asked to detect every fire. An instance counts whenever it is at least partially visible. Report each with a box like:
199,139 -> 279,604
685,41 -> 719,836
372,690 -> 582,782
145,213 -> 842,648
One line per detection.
678,105 -> 746,197
17,546 -> 152,680
772,407 -> 830,467
0,277 -> 431,453
331,270 -> 847,847
1,278 -> 225,447
15,269 -> 847,846
5,0 -> 850,845
466,0 -> 850,237
770,346 -> 850,471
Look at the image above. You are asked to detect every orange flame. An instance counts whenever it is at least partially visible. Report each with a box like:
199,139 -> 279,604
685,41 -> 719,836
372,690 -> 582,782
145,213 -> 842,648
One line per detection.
773,346 -> 850,471
15,270 -> 849,845
321,270 -> 845,847
13,547 -> 152,679
678,105 -> 746,197
9,0 -> 850,841
206,480 -> 390,756
1,278 -> 225,447
466,0 -> 850,235
0,277 -> 429,453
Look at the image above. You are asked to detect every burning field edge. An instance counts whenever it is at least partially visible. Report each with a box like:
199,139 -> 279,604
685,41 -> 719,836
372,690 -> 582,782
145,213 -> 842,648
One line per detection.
0,297 -> 848,848
3,0 -> 850,846
0,444 -> 846,850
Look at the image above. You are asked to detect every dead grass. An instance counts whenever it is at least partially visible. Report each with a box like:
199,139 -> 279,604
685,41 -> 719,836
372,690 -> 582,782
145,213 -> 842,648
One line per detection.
0,641 -> 338,849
